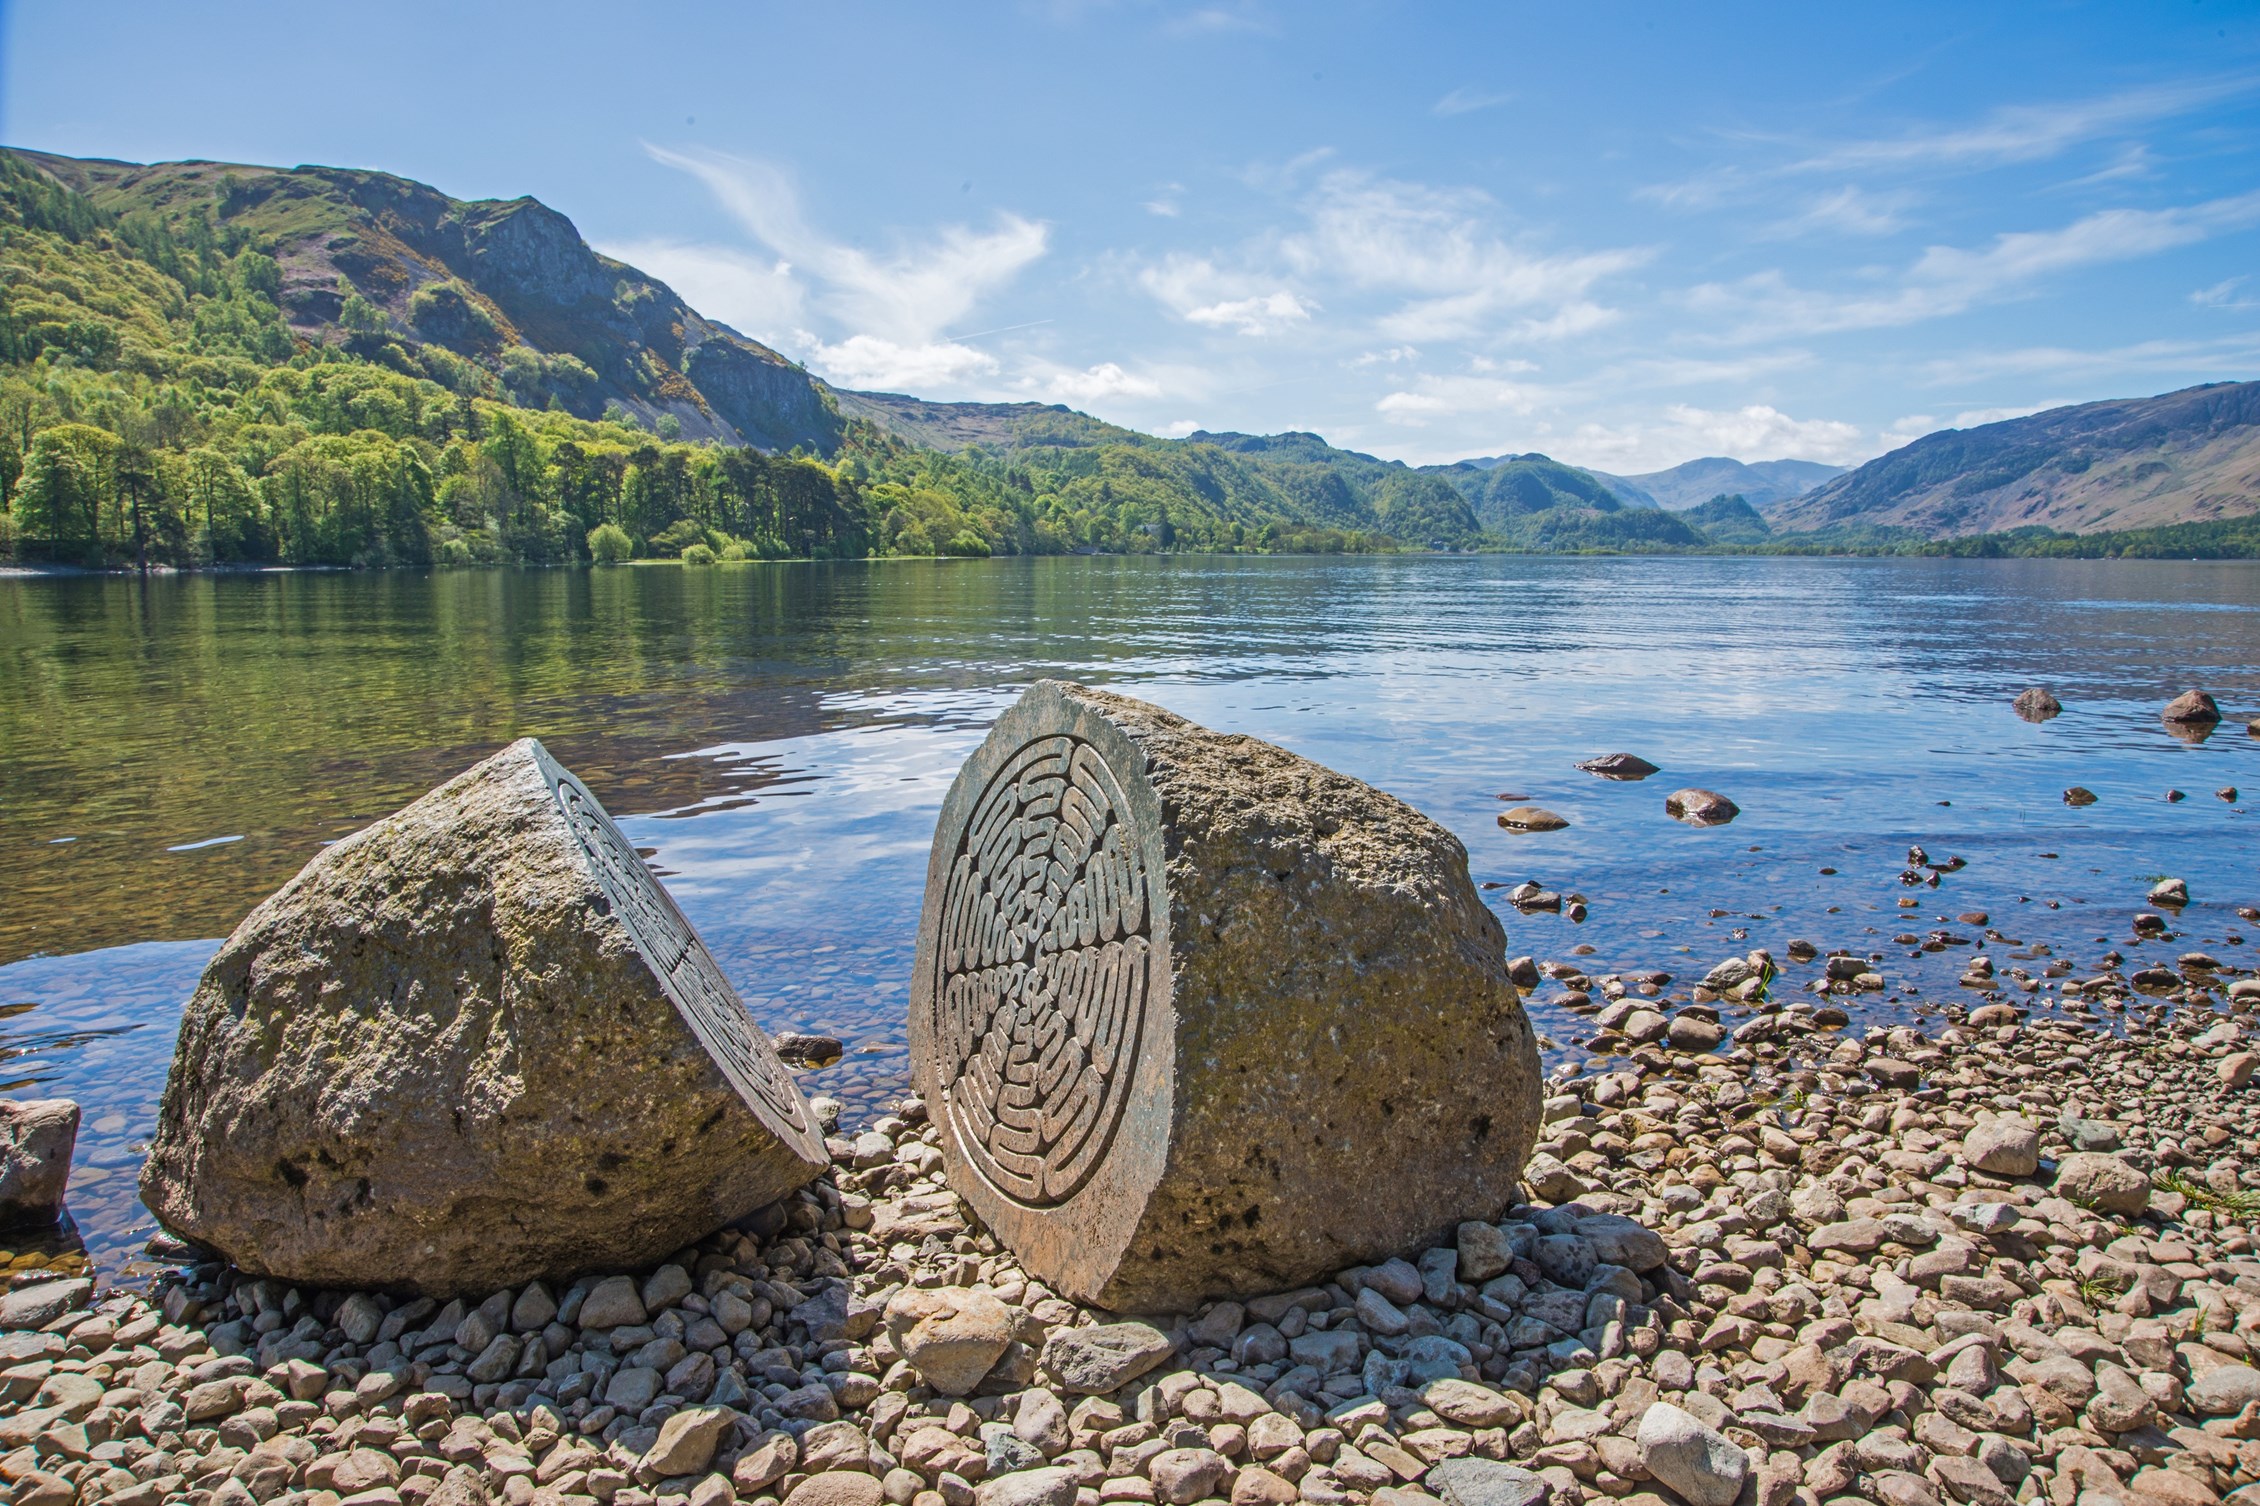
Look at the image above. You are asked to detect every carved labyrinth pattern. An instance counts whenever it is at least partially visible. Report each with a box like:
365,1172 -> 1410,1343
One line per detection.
542,759 -> 808,1136
931,735 -> 1155,1208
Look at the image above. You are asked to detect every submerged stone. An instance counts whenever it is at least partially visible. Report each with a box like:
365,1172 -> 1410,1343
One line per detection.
908,680 -> 1542,1312
141,737 -> 826,1295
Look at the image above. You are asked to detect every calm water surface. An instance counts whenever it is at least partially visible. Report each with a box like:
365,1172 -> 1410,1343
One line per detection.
3,555 -> 2257,1279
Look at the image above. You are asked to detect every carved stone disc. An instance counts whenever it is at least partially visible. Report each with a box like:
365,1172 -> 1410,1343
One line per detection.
533,746 -> 809,1138
928,732 -> 1159,1209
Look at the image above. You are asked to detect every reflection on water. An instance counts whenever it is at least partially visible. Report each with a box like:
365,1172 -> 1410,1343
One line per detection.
3,555 -> 2258,1278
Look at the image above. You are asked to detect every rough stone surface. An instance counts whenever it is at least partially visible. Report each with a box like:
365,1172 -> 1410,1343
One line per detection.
1426,1458 -> 1551,1506
0,1098 -> 79,1229
908,680 -> 1542,1310
2054,1151 -> 2152,1215
1041,1321 -> 1175,1393
1635,1402 -> 1749,1506
1497,806 -> 1570,832
1961,1115 -> 2040,1176
885,1285 -> 1015,1395
139,736 -> 827,1294
2188,1365 -> 2260,1416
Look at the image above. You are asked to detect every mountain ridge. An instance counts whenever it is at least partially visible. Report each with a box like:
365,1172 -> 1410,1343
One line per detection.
1770,382 -> 2260,536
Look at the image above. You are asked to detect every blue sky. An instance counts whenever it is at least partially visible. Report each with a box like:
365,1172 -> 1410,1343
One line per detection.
8,1 -> 2260,471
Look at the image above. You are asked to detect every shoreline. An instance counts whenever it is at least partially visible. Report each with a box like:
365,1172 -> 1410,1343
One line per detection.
5,984 -> 2257,1506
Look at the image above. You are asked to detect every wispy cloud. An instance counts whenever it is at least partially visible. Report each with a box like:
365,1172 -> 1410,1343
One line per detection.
1918,333 -> 2260,385
1643,74 -> 2260,210
1432,86 -> 1512,118
642,144 -> 1048,391
1764,185 -> 1916,239
1695,188 -> 2260,338
2193,275 -> 2260,310
1284,170 -> 1648,341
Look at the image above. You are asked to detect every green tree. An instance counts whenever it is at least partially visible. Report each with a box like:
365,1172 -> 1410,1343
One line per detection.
588,521 -> 632,563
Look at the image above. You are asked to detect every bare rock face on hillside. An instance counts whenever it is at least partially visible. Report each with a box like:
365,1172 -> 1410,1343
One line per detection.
141,738 -> 826,1295
908,680 -> 1542,1313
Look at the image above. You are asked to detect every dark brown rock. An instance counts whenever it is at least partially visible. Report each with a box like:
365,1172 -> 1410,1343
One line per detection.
2012,688 -> 2062,722
2163,689 -> 2222,725
142,738 -> 826,1295
908,681 -> 1542,1312
2063,786 -> 2098,807
1497,806 -> 1570,832
1664,789 -> 1740,826
1576,753 -> 1659,780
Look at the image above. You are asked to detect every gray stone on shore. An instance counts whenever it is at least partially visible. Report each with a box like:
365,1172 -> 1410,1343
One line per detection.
908,680 -> 1542,1311
140,736 -> 827,1295
2053,1151 -> 2151,1215
0,1098 -> 78,1229
1427,1457 -> 1551,1506
1041,1320 -> 1175,1393
885,1285 -> 1015,1395
1636,1401 -> 1749,1506
1961,1114 -> 2040,1177
2188,1364 -> 2260,1416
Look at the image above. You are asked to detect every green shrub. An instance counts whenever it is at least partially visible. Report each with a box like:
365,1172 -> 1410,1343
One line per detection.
680,541 -> 716,566
944,530 -> 991,557
587,522 -> 633,563
437,537 -> 474,568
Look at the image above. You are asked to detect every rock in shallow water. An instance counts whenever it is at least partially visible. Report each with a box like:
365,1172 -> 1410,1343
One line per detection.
2163,688 -> 2222,724
1497,805 -> 1570,832
0,1098 -> 79,1230
140,737 -> 827,1295
2013,686 -> 2062,722
909,680 -> 1542,1311
1576,752 -> 1658,779
1664,788 -> 1740,825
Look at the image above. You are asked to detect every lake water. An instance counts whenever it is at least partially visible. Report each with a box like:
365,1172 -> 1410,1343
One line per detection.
4,555 -> 2258,1281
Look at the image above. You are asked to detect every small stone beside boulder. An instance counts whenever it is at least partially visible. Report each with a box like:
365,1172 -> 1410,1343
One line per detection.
884,1285 -> 1015,1395
0,1098 -> 79,1229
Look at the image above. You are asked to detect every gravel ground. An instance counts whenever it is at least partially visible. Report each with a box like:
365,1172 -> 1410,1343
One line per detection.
5,940 -> 2260,1506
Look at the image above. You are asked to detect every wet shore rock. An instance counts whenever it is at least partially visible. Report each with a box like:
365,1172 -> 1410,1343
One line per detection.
2012,689 -> 2062,723
0,1099 -> 80,1230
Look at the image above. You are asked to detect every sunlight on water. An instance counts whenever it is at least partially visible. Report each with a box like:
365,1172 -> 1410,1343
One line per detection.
2,554 -> 2256,1276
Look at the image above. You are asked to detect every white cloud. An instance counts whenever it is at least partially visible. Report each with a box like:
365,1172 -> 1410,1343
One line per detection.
1156,419 -> 1203,437
1021,362 -> 1165,404
1284,170 -> 1647,340
1560,403 -> 1874,471
1351,346 -> 1420,366
1185,290 -> 1315,335
644,145 -> 1047,356
1643,75 -> 2260,210
1766,185 -> 1914,239
1918,333 -> 2260,385
801,335 -> 998,392
1376,373 -> 1549,425
1786,77 -> 2258,175
1433,87 -> 1513,118
1694,189 -> 2260,338
2194,275 -> 2258,310
598,239 -> 805,345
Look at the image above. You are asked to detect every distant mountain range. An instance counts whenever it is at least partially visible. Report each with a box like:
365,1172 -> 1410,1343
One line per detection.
4,144 -> 2254,564
1589,457 -> 1846,510
1768,383 -> 2260,537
